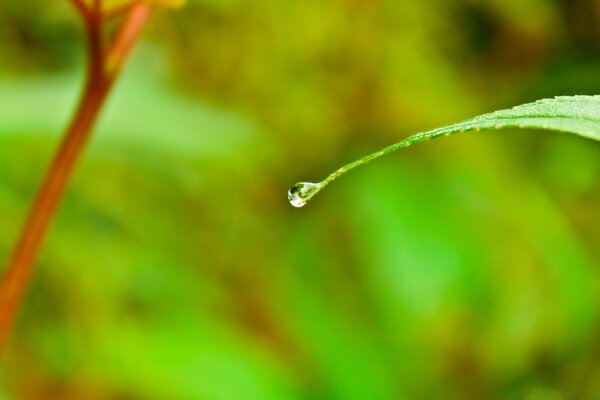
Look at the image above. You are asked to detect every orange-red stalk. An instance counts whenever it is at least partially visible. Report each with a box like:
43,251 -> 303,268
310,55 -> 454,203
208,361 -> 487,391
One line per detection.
0,1 -> 151,355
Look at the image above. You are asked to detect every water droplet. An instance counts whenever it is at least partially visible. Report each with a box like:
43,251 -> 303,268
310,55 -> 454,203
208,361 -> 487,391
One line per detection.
288,182 -> 322,208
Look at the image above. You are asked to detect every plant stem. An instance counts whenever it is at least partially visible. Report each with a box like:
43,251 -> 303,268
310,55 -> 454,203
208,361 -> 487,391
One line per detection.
0,2 -> 151,355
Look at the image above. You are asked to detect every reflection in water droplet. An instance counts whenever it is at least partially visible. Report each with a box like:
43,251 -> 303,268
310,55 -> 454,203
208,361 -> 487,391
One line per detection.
288,182 -> 322,208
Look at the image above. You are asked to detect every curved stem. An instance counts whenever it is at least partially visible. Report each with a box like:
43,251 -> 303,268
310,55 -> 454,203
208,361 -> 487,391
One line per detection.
105,3 -> 152,77
0,3 -> 151,355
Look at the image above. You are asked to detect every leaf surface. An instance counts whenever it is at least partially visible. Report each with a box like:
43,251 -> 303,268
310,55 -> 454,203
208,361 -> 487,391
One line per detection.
290,95 -> 600,206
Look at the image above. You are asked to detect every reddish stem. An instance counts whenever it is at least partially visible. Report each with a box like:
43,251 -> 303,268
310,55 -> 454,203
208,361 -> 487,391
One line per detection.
0,3 -> 151,355
102,1 -> 143,20
106,4 -> 152,77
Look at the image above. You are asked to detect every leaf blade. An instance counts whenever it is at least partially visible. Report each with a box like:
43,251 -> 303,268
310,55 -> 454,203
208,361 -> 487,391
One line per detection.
290,95 -> 600,206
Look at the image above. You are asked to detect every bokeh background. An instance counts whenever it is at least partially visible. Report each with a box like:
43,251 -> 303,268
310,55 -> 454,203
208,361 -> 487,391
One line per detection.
2,0 -> 600,399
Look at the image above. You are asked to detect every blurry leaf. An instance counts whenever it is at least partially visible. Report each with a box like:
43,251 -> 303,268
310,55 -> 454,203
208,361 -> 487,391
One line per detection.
87,0 -> 186,11
0,65 -> 260,159
292,96 -> 600,205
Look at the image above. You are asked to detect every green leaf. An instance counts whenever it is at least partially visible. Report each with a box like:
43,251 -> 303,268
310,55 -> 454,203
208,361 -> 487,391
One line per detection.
288,95 -> 600,207
93,0 -> 185,11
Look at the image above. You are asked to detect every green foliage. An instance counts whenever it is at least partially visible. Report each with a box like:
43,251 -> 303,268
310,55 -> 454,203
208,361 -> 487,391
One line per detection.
3,1 -> 600,399
88,0 -> 185,12
291,96 -> 600,206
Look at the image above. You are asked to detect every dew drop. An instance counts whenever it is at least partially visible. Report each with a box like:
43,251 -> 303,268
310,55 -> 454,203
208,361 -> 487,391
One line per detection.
288,182 -> 322,208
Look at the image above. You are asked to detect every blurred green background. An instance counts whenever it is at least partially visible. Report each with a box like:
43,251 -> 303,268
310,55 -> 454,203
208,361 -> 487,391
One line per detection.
2,0 -> 600,399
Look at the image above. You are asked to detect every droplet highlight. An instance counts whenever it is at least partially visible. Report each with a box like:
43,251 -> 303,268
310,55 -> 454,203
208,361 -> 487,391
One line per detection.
288,182 -> 322,208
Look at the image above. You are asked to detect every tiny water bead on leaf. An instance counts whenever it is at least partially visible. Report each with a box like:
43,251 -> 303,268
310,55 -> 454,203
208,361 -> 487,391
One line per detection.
288,182 -> 323,208
288,95 -> 600,208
